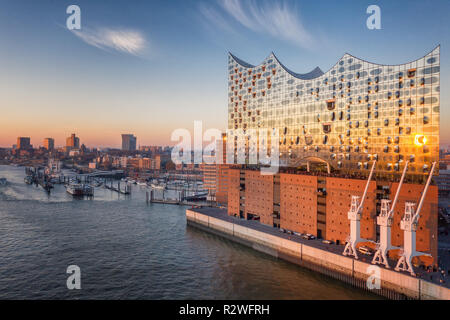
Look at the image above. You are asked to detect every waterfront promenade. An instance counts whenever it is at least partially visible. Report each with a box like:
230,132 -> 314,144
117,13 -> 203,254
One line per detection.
186,207 -> 450,300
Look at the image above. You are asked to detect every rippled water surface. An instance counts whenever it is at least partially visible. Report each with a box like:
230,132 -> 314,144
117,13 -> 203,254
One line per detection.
0,165 -> 378,299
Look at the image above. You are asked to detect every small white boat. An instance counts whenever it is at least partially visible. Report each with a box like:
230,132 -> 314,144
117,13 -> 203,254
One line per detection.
137,181 -> 147,186
151,183 -> 166,190
24,176 -> 33,185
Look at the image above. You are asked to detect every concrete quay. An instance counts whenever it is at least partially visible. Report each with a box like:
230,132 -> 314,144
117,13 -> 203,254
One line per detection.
186,207 -> 450,300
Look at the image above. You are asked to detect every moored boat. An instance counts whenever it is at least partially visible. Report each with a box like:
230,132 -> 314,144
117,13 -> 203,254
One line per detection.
24,176 -> 33,185
66,184 -> 84,196
65,184 -> 94,197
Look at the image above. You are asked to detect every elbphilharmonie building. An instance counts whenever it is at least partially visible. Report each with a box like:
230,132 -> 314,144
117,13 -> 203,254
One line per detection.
228,46 -> 440,179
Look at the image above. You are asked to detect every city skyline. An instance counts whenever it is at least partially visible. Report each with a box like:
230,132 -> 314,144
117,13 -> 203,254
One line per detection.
1,0 -> 449,148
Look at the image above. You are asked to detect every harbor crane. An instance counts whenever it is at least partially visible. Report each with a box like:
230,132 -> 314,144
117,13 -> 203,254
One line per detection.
394,162 -> 436,276
372,161 -> 409,268
343,161 -> 376,259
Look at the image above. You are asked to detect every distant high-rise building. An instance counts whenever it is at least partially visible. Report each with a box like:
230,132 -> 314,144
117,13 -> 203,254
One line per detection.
66,134 -> 80,149
17,137 -> 32,150
122,134 -> 137,151
43,138 -> 54,151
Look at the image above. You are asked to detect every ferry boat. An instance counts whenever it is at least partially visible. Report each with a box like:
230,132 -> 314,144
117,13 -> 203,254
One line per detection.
66,184 -> 94,197
66,184 -> 84,196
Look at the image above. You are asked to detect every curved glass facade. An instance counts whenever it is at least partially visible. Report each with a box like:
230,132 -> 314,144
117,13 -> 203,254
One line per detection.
228,47 -> 440,179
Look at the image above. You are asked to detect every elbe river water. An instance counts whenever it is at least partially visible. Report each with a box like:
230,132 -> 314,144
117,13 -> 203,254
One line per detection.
0,165 -> 378,299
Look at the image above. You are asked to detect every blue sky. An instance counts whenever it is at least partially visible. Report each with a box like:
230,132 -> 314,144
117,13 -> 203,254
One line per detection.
0,0 -> 449,148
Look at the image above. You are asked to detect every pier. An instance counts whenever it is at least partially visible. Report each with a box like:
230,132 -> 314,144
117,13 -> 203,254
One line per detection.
25,167 -> 53,193
104,180 -> 131,194
145,188 -> 207,206
186,207 -> 450,300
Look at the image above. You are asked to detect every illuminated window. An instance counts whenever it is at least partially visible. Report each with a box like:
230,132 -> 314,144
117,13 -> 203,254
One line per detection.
327,100 -> 336,110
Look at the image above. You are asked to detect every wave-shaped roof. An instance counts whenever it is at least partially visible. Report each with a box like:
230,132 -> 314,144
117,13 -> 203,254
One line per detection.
229,45 -> 440,81
229,52 -> 324,80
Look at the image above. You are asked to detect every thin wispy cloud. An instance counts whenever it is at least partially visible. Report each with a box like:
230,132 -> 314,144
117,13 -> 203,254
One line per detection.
71,27 -> 147,56
200,0 -> 315,49
199,5 -> 236,35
